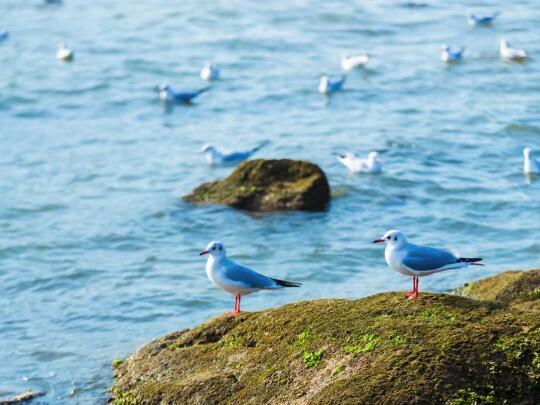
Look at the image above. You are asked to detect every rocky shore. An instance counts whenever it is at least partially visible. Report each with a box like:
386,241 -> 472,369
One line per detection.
110,269 -> 540,404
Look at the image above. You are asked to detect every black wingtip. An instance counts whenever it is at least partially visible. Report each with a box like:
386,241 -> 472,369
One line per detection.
457,257 -> 483,264
272,278 -> 302,287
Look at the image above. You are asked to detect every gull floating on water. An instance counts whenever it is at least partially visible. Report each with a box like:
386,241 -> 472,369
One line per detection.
467,12 -> 499,27
373,230 -> 483,300
159,83 -> 209,103
200,63 -> 220,81
56,43 -> 74,62
200,241 -> 301,315
499,39 -> 527,61
337,151 -> 382,173
319,75 -> 346,95
440,45 -> 464,63
341,54 -> 369,71
523,147 -> 540,174
199,142 -> 267,166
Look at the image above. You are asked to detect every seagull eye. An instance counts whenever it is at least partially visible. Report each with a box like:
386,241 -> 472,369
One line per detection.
387,236 -> 391,240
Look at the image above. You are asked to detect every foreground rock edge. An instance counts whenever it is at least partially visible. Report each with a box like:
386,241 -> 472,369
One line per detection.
110,269 -> 540,405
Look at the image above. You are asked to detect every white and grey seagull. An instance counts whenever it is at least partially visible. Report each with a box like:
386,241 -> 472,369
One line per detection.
200,241 -> 301,315
159,83 -> 209,104
467,12 -> 499,27
373,230 -> 483,299
199,142 -> 267,166
337,151 -> 382,174
319,75 -> 346,95
523,147 -> 540,174
440,45 -> 465,63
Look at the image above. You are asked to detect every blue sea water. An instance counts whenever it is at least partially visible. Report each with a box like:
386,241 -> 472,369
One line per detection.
1,0 -> 539,402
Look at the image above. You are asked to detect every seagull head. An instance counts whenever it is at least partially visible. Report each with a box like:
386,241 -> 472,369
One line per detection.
319,75 -> 329,85
523,147 -> 533,158
373,230 -> 407,247
58,42 -> 67,49
199,144 -> 216,154
367,151 -> 379,161
500,39 -> 509,49
441,44 -> 450,51
199,241 -> 227,257
158,83 -> 171,92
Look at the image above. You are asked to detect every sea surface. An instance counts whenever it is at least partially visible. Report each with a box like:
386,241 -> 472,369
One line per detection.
1,0 -> 540,403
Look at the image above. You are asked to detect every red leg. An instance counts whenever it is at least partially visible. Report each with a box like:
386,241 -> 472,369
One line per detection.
231,294 -> 240,316
405,276 -> 416,297
408,277 -> 419,300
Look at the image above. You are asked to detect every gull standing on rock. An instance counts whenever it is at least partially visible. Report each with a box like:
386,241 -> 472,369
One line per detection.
523,147 -> 540,174
200,241 -> 302,315
337,152 -> 381,174
200,63 -> 220,81
56,43 -> 74,62
440,45 -> 464,63
199,142 -> 267,166
467,12 -> 499,27
341,54 -> 369,71
499,40 -> 527,62
159,83 -> 209,104
373,230 -> 483,300
319,75 -> 346,95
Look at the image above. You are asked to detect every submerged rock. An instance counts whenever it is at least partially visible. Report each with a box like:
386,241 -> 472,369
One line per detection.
184,159 -> 331,212
0,390 -> 44,404
110,270 -> 540,405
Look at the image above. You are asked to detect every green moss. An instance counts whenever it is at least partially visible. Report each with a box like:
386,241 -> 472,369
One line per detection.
111,270 -> 540,405
343,333 -> 379,355
303,350 -> 325,368
331,364 -> 346,377
112,357 -> 123,369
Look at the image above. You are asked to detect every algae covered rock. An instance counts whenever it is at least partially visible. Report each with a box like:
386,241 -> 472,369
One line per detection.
111,279 -> 540,405
455,269 -> 540,306
184,159 -> 330,212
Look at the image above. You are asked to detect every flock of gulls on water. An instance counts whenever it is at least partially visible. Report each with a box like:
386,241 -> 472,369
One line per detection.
2,3 -> 539,315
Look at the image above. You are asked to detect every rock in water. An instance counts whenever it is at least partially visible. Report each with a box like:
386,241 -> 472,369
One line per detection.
110,269 -> 540,405
184,159 -> 331,212
0,390 -> 44,404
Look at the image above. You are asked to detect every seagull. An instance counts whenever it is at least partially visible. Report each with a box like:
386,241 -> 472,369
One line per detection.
440,45 -> 464,63
499,39 -> 527,61
199,241 -> 301,315
373,230 -> 483,300
0,30 -> 9,42
523,147 -> 540,174
467,12 -> 499,27
56,43 -> 74,62
341,54 -> 369,71
199,142 -> 267,165
319,75 -> 346,95
158,83 -> 209,104
200,62 -> 220,81
337,151 -> 382,173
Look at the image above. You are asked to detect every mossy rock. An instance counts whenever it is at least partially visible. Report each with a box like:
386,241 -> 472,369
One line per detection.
455,269 -> 540,308
183,159 -> 331,212
110,282 -> 540,404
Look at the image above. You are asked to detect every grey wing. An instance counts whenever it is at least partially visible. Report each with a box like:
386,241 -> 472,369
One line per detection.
402,245 -> 458,271
222,151 -> 250,163
223,260 -> 278,289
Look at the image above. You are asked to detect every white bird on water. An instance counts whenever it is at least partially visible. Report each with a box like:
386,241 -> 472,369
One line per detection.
337,151 -> 382,174
199,142 -> 267,166
319,75 -> 346,95
373,230 -> 483,300
159,83 -> 209,103
341,54 -> 369,71
523,147 -> 540,174
200,241 -> 301,315
440,45 -> 464,63
467,12 -> 499,27
499,39 -> 527,61
56,43 -> 74,62
200,62 -> 220,81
